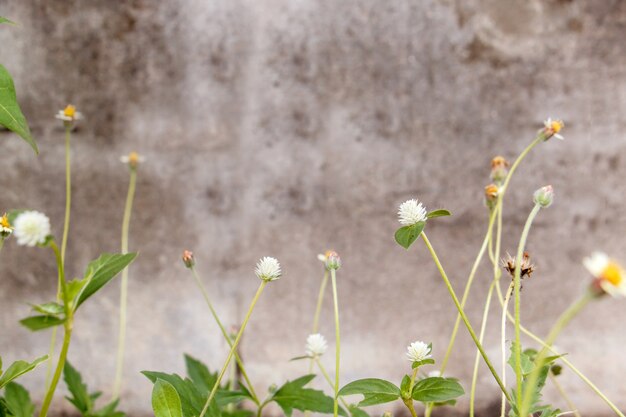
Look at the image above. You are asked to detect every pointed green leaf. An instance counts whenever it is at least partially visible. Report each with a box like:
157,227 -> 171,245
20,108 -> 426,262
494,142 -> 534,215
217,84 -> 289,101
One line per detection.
426,209 -> 451,219
20,315 -> 65,331
508,342 -> 534,376
411,358 -> 435,369
272,375 -> 346,416
411,377 -> 464,403
66,278 -> 88,306
31,302 -> 64,316
152,379 -> 183,417
394,222 -> 425,249
183,354 -> 216,394
0,355 -> 48,389
0,65 -> 37,153
63,361 -> 92,413
76,253 -> 137,308
348,406 -> 370,417
0,17 -> 16,25
339,378 -> 400,407
142,371 -> 204,417
3,383 -> 34,417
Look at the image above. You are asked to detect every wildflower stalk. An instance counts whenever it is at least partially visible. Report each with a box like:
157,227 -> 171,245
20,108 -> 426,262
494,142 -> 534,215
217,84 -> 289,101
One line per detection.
492,283 -> 625,417
419,232 -> 511,402
330,268 -> 341,417
198,281 -> 268,417
500,282 -> 514,417
402,367 -> 420,417
188,265 -> 259,404
512,203 -> 542,410
309,270 -> 329,373
314,358 -> 350,410
468,281 -> 496,417
39,241 -> 73,417
549,373 -> 581,417
519,292 -> 593,417
112,166 -> 138,399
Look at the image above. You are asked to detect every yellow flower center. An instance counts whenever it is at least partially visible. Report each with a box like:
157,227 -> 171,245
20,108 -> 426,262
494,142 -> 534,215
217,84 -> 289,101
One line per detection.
0,214 -> 10,229
491,156 -> 508,169
484,184 -> 499,199
128,152 -> 139,164
64,105 -> 76,118
602,262 -> 623,286
550,120 -> 563,133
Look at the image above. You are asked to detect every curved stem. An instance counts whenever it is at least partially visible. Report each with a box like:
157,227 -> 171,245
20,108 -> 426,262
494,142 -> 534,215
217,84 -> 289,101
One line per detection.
500,282 -> 514,417
420,232 -> 511,402
403,367 -> 420,417
493,284 -> 624,417
112,167 -> 137,399
330,269 -> 341,417
309,270 -> 329,374
520,292 -> 593,416
190,266 -> 259,404
549,373 -> 581,417
513,203 -> 542,410
61,126 -> 72,263
199,281 -> 268,417
469,281 -> 495,417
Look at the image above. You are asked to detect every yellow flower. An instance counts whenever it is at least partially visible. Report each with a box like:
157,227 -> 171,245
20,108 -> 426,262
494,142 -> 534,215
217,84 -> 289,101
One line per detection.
583,252 -> 626,297
55,104 -> 83,123
0,213 -> 13,238
543,118 -> 564,140
120,151 -> 145,168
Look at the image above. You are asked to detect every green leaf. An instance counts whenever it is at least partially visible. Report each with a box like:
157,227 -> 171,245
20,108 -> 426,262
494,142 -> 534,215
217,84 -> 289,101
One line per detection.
20,315 -> 65,331
152,379 -> 183,417
183,354 -> 216,394
31,302 -> 64,316
338,378 -> 400,407
400,375 -> 411,399
0,65 -> 37,153
288,356 -> 311,362
0,356 -> 48,389
394,222 -> 425,249
66,278 -> 89,306
411,358 -> 435,369
3,383 -> 34,417
426,209 -> 451,219
91,399 -> 126,417
508,343 -> 534,376
0,398 -> 9,417
348,406 -> 370,417
76,253 -> 137,308
142,371 -> 204,417
272,375 -> 345,416
411,377 -> 464,403
0,17 -> 16,25
63,361 -> 92,413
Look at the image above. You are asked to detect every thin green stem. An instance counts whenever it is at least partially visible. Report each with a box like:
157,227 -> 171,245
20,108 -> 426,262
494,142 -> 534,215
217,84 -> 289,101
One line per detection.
61,126 -> 71,263
549,373 -> 581,417
500,282 -> 514,417
420,232 -> 511,402
112,167 -> 137,399
199,281 -> 268,417
403,367 -> 420,417
520,292 -> 593,417
39,242 -> 73,417
493,280 -> 624,417
469,281 -> 495,417
512,203 -> 542,410
0,238 -> 4,253
315,358 -> 350,410
309,270 -> 329,374
189,266 -> 259,404
330,269 -> 341,417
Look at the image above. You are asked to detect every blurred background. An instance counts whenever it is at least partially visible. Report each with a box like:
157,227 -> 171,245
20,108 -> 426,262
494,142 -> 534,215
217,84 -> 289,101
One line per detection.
1,0 -> 625,415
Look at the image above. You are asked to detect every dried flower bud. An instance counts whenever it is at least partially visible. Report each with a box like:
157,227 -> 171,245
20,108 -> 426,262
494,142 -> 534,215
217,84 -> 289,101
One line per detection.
490,156 -> 509,184
484,184 -> 499,209
502,252 -> 535,281
533,185 -> 554,208
182,250 -> 195,268
325,251 -> 341,270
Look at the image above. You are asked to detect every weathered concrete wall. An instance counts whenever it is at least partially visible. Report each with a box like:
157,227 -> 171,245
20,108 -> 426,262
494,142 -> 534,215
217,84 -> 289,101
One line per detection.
1,0 -> 625,415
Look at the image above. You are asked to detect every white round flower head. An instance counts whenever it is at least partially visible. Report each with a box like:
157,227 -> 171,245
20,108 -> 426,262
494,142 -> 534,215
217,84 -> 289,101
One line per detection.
306,333 -> 328,357
398,199 -> 427,226
13,211 -> 51,247
583,252 -> 626,297
255,256 -> 282,281
406,341 -> 432,362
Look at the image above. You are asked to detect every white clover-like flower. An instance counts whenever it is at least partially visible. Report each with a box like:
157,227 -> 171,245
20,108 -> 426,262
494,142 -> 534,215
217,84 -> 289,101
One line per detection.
406,341 -> 432,362
543,118 -> 564,140
306,333 -> 328,357
398,199 -> 427,226
13,211 -> 51,247
120,151 -> 145,168
255,256 -> 282,281
583,252 -> 626,297
55,105 -> 83,123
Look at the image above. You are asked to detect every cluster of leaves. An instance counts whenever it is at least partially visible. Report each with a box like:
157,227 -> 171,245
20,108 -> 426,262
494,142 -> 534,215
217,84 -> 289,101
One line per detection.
507,343 -> 562,417
0,17 -> 37,153
63,362 -> 125,417
146,355 -> 343,417
20,253 -> 137,332
0,355 -> 47,417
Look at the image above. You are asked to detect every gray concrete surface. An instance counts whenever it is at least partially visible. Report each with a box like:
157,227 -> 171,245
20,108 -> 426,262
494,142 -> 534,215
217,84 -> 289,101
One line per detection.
1,0 -> 625,415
